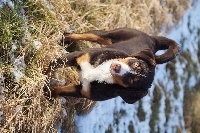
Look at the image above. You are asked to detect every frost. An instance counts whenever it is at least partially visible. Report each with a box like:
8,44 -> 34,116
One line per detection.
0,70 -> 3,122
12,44 -> 17,51
15,105 -> 22,112
14,54 -> 26,71
21,26 -> 31,44
62,108 -> 67,117
11,54 -> 26,82
61,97 -> 67,105
0,0 -> 13,8
62,49 -> 69,54
0,111 -> 3,123
33,41 -> 42,50
8,0 -> 14,8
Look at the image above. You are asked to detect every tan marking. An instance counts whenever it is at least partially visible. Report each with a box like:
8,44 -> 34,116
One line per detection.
134,78 -> 139,82
53,85 -> 76,95
117,57 -> 137,64
81,87 -> 91,98
112,75 -> 129,88
137,67 -> 141,70
66,33 -> 112,45
76,53 -> 90,65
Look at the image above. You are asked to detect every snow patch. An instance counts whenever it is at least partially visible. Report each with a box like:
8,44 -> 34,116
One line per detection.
0,111 -> 3,123
11,54 -> 26,82
33,41 -> 42,50
0,71 -> 5,124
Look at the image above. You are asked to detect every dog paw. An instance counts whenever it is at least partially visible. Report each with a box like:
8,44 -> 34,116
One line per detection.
63,33 -> 73,43
43,80 -> 59,99
43,86 -> 59,99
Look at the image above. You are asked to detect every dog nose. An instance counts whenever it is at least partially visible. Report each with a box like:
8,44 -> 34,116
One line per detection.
110,63 -> 121,73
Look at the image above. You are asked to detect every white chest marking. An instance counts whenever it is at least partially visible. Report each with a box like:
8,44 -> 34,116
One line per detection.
79,60 -> 115,92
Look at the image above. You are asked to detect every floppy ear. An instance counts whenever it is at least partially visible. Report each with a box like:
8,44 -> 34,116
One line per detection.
133,49 -> 156,67
120,90 -> 148,104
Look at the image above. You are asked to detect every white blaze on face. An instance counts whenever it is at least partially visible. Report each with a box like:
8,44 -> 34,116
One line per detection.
110,60 -> 131,76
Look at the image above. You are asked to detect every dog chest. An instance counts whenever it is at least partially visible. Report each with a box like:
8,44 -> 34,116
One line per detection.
79,60 -> 115,92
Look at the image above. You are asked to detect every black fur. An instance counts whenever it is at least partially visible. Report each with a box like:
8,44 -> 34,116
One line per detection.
44,28 -> 180,104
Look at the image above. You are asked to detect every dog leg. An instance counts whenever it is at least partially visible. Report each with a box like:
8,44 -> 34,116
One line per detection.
50,84 -> 91,99
64,33 -> 112,45
64,28 -> 145,45
49,85 -> 84,98
43,50 -> 86,74
89,28 -> 143,43
119,89 -> 148,104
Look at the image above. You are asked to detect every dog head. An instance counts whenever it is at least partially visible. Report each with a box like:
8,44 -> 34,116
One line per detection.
110,49 -> 156,88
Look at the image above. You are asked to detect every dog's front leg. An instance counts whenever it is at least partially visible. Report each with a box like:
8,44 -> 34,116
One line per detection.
49,85 -> 82,98
43,51 -> 86,74
43,52 -> 92,98
50,84 -> 91,99
63,32 -> 112,45
48,52 -> 92,99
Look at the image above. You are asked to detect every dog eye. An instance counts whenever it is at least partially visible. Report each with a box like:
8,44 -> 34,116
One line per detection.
133,62 -> 140,67
130,62 -> 141,70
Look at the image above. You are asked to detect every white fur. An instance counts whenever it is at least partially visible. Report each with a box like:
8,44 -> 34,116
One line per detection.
79,59 -> 131,92
79,59 -> 131,91
79,60 -> 114,92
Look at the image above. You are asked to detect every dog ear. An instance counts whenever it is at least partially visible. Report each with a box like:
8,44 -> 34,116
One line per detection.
120,90 -> 148,104
133,49 -> 156,67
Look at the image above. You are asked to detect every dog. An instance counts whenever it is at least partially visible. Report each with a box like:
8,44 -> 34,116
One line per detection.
44,28 -> 179,104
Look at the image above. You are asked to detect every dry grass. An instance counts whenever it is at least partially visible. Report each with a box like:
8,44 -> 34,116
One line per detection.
73,0 -> 189,34
191,92 -> 200,132
183,90 -> 200,133
0,0 -> 189,132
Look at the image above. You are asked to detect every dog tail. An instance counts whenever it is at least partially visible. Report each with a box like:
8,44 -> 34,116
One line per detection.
152,36 -> 180,64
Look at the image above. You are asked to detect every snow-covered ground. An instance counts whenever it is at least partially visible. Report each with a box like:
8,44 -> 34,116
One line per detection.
75,1 -> 200,132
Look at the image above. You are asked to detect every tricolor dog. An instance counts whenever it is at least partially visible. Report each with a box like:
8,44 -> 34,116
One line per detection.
44,28 -> 179,104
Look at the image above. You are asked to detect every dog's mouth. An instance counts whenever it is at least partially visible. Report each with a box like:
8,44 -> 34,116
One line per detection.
110,59 -> 149,78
